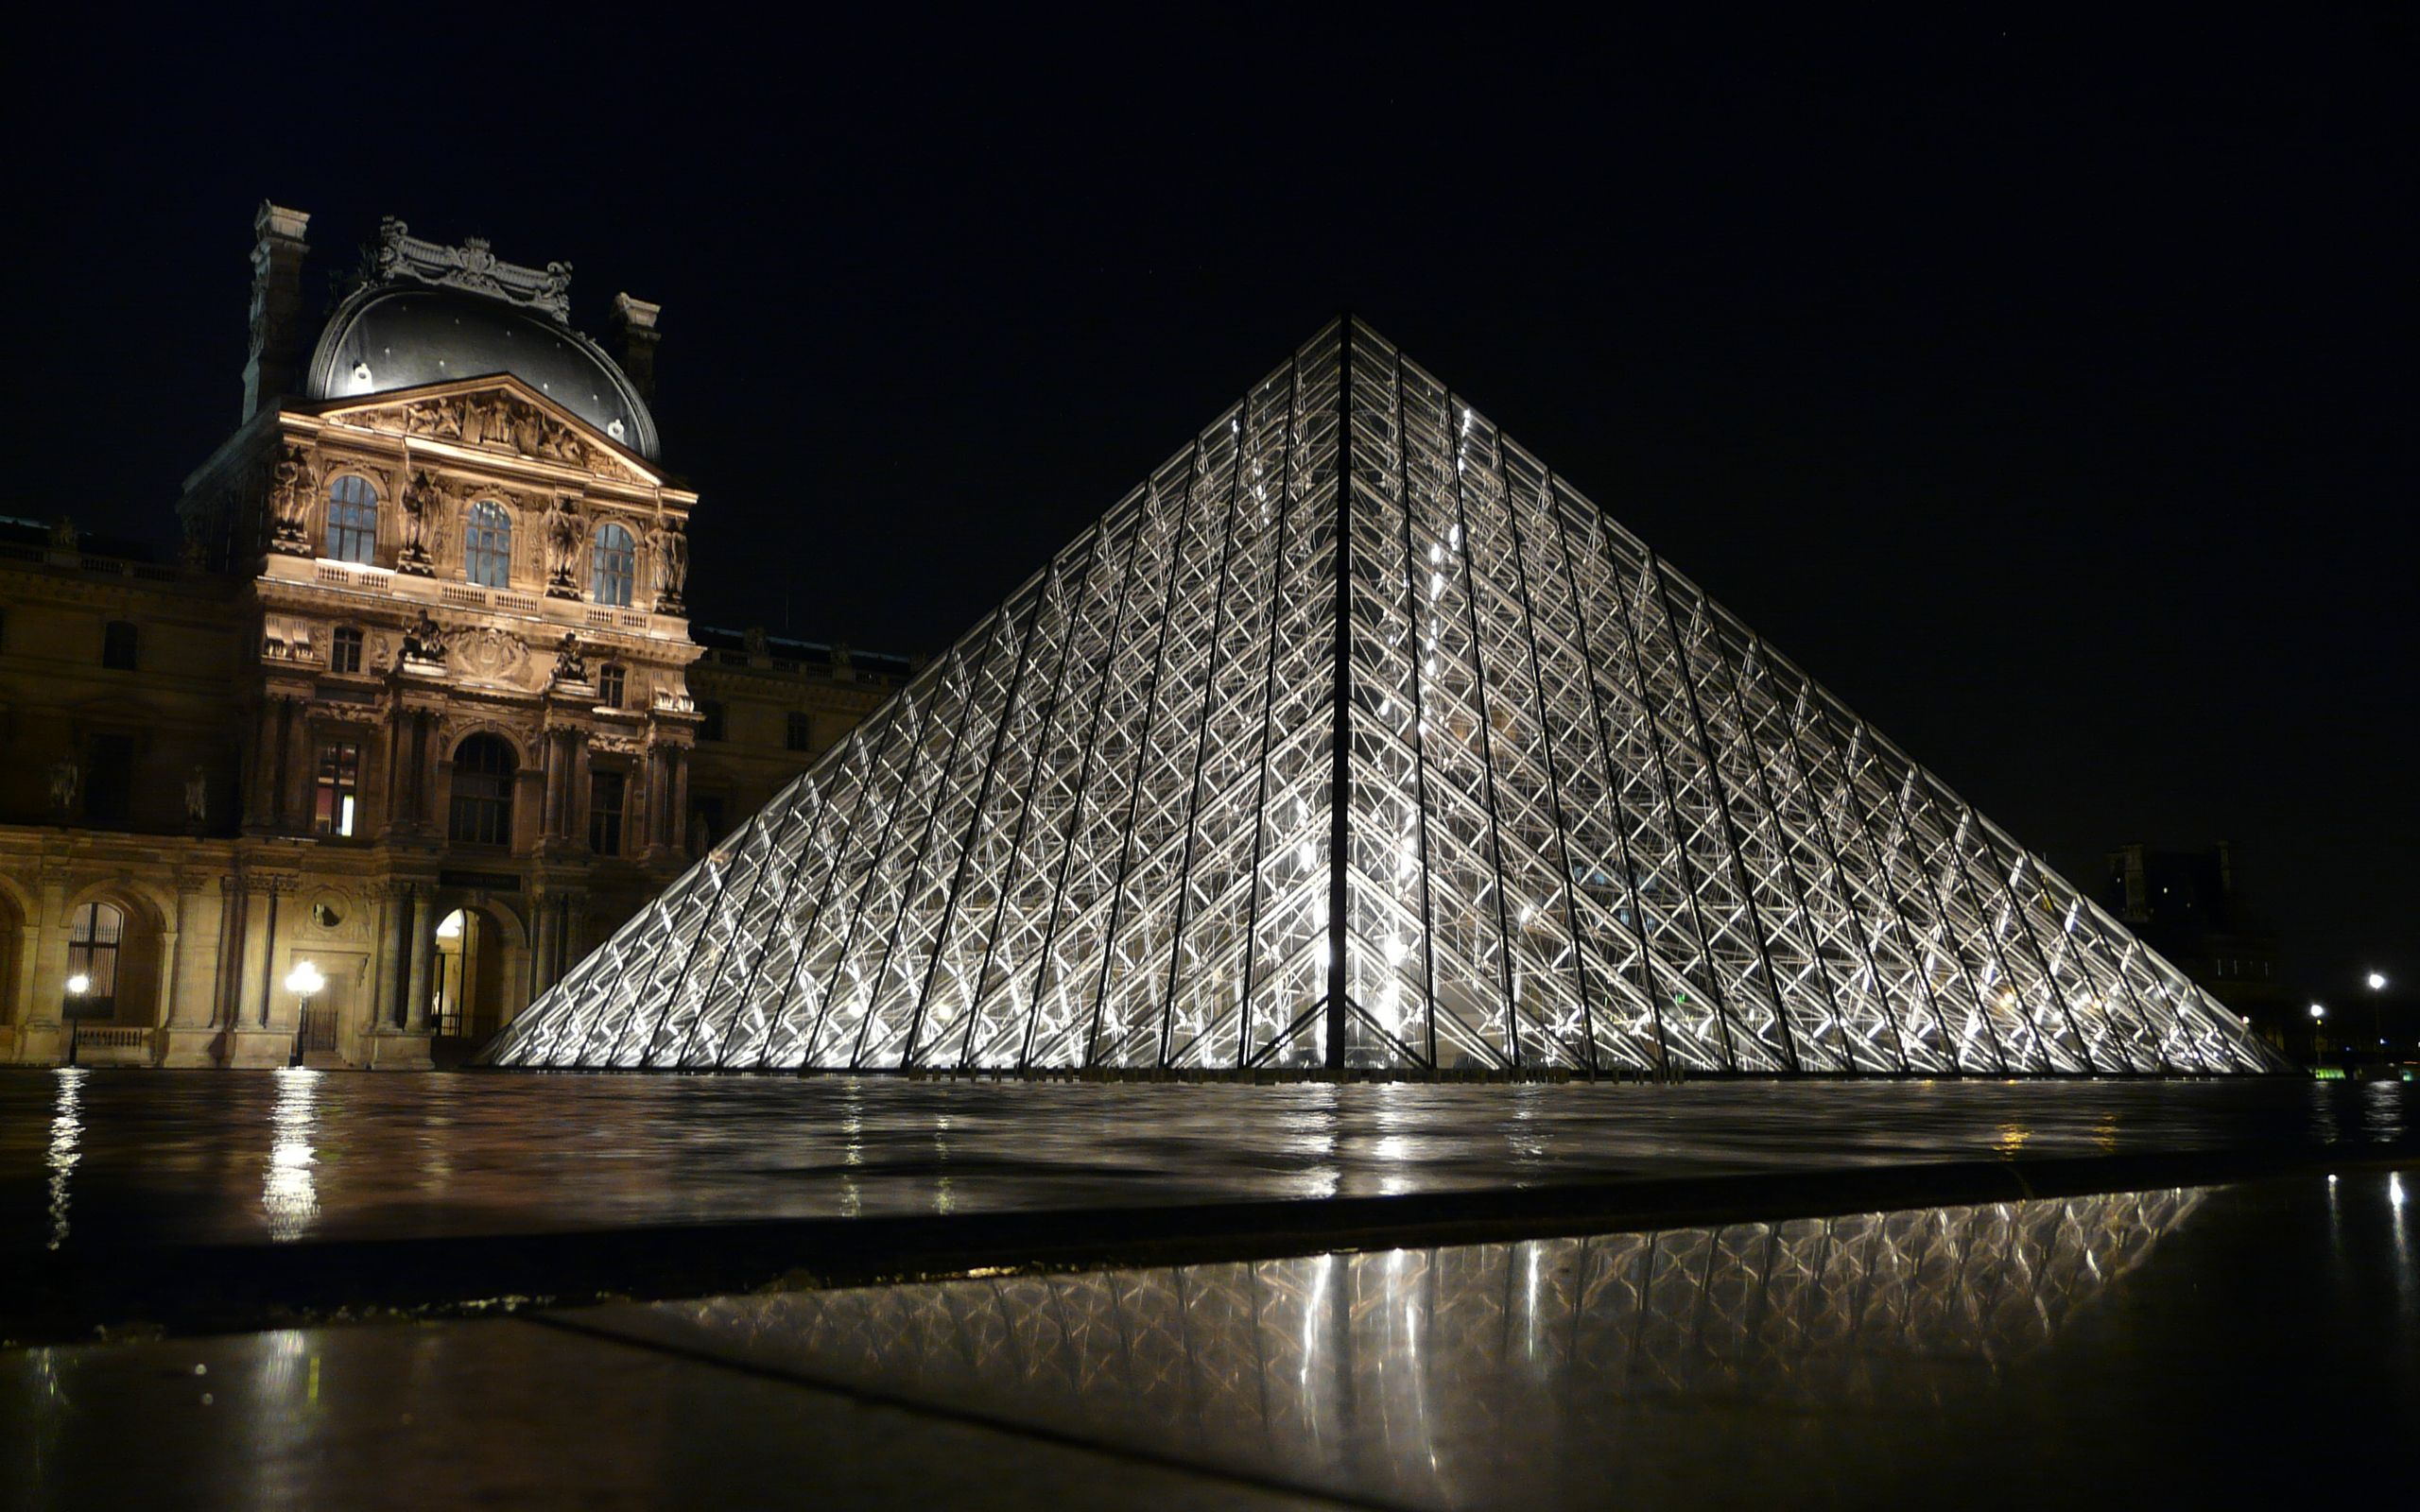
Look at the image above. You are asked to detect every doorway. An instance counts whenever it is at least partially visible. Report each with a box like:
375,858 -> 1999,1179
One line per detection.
430,907 -> 509,1046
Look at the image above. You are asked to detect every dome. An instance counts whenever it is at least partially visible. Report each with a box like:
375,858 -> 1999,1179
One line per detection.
305,285 -> 660,459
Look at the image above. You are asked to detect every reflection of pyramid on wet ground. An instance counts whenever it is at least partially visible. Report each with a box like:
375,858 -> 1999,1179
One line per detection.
488,319 -> 2285,1075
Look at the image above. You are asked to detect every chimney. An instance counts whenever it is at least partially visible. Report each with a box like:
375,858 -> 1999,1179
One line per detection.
242,202 -> 311,422
611,292 -> 662,403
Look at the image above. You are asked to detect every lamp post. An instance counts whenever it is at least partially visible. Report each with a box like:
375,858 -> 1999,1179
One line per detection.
2308,1002 -> 2327,1067
64,972 -> 91,1066
2366,971 -> 2390,1062
285,960 -> 325,1067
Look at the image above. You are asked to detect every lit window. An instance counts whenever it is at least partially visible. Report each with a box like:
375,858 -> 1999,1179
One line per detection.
464,500 -> 511,588
331,626 -> 364,675
314,743 -> 361,837
447,733 -> 517,847
324,475 -> 379,564
591,523 -> 635,607
101,620 -> 138,671
589,769 -> 627,856
597,663 -> 626,708
65,902 -> 125,1018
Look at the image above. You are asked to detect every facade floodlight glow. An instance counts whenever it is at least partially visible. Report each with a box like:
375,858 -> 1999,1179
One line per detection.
484,320 -> 2289,1078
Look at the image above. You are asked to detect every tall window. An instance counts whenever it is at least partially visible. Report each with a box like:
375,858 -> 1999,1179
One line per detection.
330,626 -> 364,675
324,475 -> 379,564
314,742 -> 361,837
589,769 -> 628,856
591,523 -> 635,607
596,663 -> 627,708
786,712 -> 814,751
101,620 -> 139,670
65,902 -> 124,1018
464,500 -> 511,588
447,733 -> 516,847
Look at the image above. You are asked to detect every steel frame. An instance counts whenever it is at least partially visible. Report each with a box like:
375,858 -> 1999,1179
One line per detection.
487,321 -> 2288,1076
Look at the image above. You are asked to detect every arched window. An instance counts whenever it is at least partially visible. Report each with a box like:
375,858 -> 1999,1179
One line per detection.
324,474 -> 379,564
591,523 -> 635,607
447,733 -> 517,847
65,902 -> 125,1017
464,501 -> 512,588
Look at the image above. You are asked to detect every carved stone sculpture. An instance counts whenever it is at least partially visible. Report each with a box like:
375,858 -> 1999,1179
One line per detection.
397,470 -> 442,575
401,610 -> 447,665
648,519 -> 690,610
267,443 -> 316,555
48,757 -> 80,816
552,632 -> 589,684
185,765 -> 209,826
542,497 -> 586,597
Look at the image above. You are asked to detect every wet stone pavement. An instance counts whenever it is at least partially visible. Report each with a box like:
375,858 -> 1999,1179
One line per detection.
7,1070 -> 2414,1251
12,1169 -> 2415,1508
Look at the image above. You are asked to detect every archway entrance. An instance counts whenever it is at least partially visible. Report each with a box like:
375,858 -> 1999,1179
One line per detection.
430,907 -> 509,1049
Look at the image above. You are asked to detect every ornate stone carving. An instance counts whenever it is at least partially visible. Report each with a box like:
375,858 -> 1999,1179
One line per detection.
397,470 -> 444,576
648,518 -> 689,610
325,387 -> 647,484
267,443 -> 316,555
372,218 -> 573,323
401,610 -> 448,666
449,626 -> 530,683
551,632 -> 589,684
48,756 -> 80,816
542,497 -> 588,597
184,765 -> 209,827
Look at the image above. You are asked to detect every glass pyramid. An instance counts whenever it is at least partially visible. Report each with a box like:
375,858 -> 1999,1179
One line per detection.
486,320 -> 2285,1076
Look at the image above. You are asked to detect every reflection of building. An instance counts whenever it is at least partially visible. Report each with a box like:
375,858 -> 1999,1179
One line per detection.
2102,843 -> 2290,1049
0,205 -> 901,1068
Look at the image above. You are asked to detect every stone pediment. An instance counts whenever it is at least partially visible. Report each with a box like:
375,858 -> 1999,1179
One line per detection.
310,376 -> 657,487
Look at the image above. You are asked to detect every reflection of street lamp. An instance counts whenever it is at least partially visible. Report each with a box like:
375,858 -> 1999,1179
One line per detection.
285,960 -> 325,1067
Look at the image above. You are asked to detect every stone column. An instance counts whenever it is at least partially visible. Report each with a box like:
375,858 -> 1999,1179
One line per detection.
14,869 -> 71,1063
403,885 -> 435,1034
528,889 -> 556,999
420,714 -> 444,828
669,747 -> 691,854
569,737 -> 594,850
211,877 -> 246,1027
222,877 -> 292,1067
283,704 -> 318,833
159,879 -> 219,1065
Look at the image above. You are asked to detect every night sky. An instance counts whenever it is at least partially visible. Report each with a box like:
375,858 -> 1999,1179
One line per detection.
8,15 -> 2410,993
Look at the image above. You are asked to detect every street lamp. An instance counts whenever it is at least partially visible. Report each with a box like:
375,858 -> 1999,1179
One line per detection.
64,973 -> 92,1066
2367,971 -> 2391,1058
285,960 -> 325,1067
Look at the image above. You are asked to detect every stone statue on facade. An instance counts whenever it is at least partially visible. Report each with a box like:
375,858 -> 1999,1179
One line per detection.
266,443 -> 316,555
49,518 -> 77,550
185,765 -> 209,829
401,610 -> 447,665
542,497 -> 586,596
48,756 -> 80,816
648,519 -> 689,610
397,470 -> 442,575
551,631 -> 589,684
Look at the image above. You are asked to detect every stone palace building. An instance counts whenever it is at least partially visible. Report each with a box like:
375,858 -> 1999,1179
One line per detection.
0,205 -> 908,1068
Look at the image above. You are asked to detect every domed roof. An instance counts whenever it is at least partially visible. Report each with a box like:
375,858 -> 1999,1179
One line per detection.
305,285 -> 660,458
